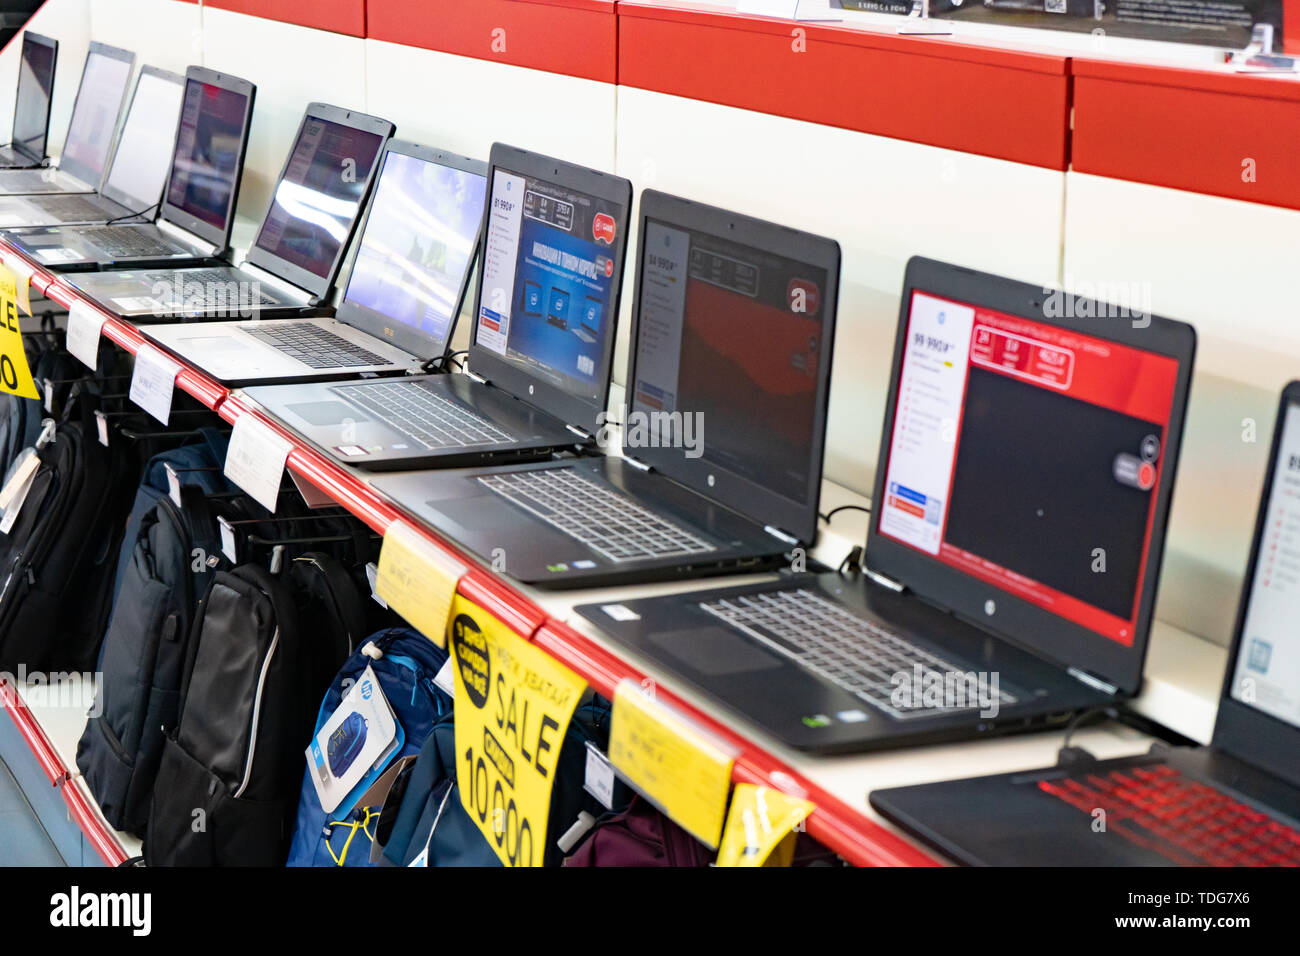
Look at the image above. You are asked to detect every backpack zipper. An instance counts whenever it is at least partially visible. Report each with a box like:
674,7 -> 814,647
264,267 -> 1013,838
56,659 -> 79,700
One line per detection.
233,626 -> 280,799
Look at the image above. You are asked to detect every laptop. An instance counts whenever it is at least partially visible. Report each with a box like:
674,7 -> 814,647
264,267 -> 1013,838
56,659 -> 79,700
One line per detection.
0,32 -> 58,169
0,42 -> 133,196
373,188 -> 840,588
572,256 -> 1196,752
3,67 -> 255,271
0,65 -> 183,229
870,382 -> 1300,866
68,102 -> 393,322
143,140 -> 486,384
242,142 -> 632,470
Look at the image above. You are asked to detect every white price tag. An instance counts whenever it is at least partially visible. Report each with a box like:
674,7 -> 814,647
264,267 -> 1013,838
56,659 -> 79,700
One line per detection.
218,515 -> 238,563
365,561 -> 388,608
0,469 -> 36,535
223,414 -> 293,513
42,379 -> 52,413
66,301 -> 106,370
164,463 -> 182,508
433,657 -> 456,699
129,345 -> 181,425
94,410 -> 109,447
583,742 -> 617,811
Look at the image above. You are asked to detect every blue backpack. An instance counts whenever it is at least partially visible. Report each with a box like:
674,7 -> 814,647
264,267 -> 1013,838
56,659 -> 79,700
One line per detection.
286,628 -> 453,866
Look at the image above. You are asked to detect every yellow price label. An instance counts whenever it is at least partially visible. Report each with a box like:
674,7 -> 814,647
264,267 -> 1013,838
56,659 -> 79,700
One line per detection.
716,783 -> 814,867
448,595 -> 586,867
0,264 -> 39,399
609,679 -> 736,849
374,520 -> 466,647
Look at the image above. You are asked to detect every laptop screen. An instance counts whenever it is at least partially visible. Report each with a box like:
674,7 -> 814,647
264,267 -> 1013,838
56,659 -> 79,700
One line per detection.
102,70 -> 185,210
877,290 -> 1181,646
59,49 -> 133,186
475,167 -> 623,402
162,78 -> 249,230
1229,400 -> 1300,731
631,217 -> 829,505
252,115 -> 385,279
13,35 -> 55,158
340,150 -> 486,355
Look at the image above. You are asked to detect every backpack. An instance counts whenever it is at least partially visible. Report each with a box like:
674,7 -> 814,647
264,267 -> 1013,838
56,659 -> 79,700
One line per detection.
0,394 -> 143,673
76,485 -> 227,836
285,626 -> 452,867
145,564 -> 316,866
380,702 -> 625,867
561,796 -> 716,867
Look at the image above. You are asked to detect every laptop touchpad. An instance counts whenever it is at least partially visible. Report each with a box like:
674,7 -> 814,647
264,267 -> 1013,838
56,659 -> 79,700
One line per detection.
287,401 -> 369,427
647,627 -> 783,676
433,497 -> 518,531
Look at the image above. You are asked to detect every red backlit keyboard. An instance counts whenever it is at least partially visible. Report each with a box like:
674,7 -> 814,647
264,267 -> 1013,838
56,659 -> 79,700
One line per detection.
1037,763 -> 1300,866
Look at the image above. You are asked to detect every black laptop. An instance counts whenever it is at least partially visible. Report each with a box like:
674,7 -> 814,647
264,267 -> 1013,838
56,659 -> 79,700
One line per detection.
574,256 -> 1196,752
240,142 -> 632,468
373,188 -> 840,589
869,382 -> 1300,866
4,66 -> 255,270
0,32 -> 58,169
68,102 -> 392,322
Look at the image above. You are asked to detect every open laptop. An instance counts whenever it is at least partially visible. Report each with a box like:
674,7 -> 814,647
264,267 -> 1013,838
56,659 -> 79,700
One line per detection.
373,188 -> 840,588
241,142 -> 631,469
0,65 -> 183,229
0,32 -> 58,168
68,102 -> 393,322
142,140 -> 486,384
573,256 -> 1197,752
0,41 -> 133,195
870,382 -> 1300,866
3,66 -> 254,271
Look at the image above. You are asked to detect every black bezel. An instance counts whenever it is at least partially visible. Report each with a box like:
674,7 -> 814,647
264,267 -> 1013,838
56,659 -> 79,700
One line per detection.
100,64 -> 185,211
156,67 -> 255,254
13,32 -> 58,160
57,41 -> 135,189
334,139 -> 487,361
245,103 -> 394,302
1212,381 -> 1300,789
864,256 -> 1196,696
625,189 -> 840,546
467,142 -> 631,433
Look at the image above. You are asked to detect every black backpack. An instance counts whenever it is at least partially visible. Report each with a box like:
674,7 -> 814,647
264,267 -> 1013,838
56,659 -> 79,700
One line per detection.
0,394 -> 143,673
76,485 -> 227,836
144,560 -> 358,866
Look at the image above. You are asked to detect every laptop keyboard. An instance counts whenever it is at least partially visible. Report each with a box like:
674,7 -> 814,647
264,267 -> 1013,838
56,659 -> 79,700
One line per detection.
29,194 -> 108,221
246,323 -> 388,369
1037,764 -> 1300,866
339,380 -> 513,449
478,468 -> 716,564
77,225 -> 178,258
142,268 -> 280,308
699,588 -> 1016,719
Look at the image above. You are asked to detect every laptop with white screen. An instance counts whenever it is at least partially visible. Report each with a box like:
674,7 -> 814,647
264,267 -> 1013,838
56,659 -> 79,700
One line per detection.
0,32 -> 58,168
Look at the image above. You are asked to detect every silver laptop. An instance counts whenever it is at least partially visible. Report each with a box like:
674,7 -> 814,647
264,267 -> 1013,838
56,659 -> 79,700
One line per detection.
68,102 -> 394,322
0,42 -> 134,195
0,65 -> 183,228
144,140 -> 486,384
0,32 -> 58,169
3,66 -> 255,270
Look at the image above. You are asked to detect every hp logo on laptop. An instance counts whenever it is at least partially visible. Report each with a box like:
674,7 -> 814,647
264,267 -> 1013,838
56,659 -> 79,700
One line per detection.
984,599 -> 996,616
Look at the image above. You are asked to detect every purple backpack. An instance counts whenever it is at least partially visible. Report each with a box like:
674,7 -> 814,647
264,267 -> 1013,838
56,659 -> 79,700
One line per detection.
563,797 -> 715,867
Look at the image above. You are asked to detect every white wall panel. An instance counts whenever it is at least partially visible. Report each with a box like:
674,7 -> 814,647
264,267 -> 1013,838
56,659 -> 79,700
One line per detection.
88,0 -> 200,75
0,0 -> 91,157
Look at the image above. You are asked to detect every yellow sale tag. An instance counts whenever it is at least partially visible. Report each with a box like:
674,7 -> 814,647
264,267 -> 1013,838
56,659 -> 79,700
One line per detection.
374,520 -> 466,647
0,265 -> 39,399
716,784 -> 814,867
609,679 -> 735,849
449,595 -> 586,867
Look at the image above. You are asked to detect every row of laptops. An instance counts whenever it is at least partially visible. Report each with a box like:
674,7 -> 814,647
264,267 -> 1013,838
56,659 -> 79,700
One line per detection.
0,31 -> 58,170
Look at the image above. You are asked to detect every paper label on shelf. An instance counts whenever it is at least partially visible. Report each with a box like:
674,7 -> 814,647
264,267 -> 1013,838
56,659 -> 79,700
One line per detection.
218,516 -> 238,563
715,783 -> 814,868
449,594 -> 586,867
223,414 -> 293,513
129,344 -> 181,425
7,258 -> 33,315
609,679 -> 736,849
65,301 -> 106,370
0,265 -> 40,399
583,742 -> 617,811
374,521 -> 466,647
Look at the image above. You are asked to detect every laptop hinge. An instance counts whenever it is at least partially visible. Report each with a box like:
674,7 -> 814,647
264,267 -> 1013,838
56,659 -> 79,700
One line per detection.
621,454 -> 652,473
235,261 -> 312,304
763,525 -> 800,547
464,368 -> 488,385
1068,667 -> 1119,696
566,424 -> 593,441
155,218 -> 218,257
863,566 -> 905,593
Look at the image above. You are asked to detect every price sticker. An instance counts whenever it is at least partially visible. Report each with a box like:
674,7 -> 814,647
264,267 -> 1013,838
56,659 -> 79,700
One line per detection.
374,520 -> 465,646
223,414 -> 293,513
129,345 -> 181,424
716,783 -> 814,867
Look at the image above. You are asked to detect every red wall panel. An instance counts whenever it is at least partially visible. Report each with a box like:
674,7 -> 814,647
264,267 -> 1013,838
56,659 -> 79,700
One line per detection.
205,0 -> 367,37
